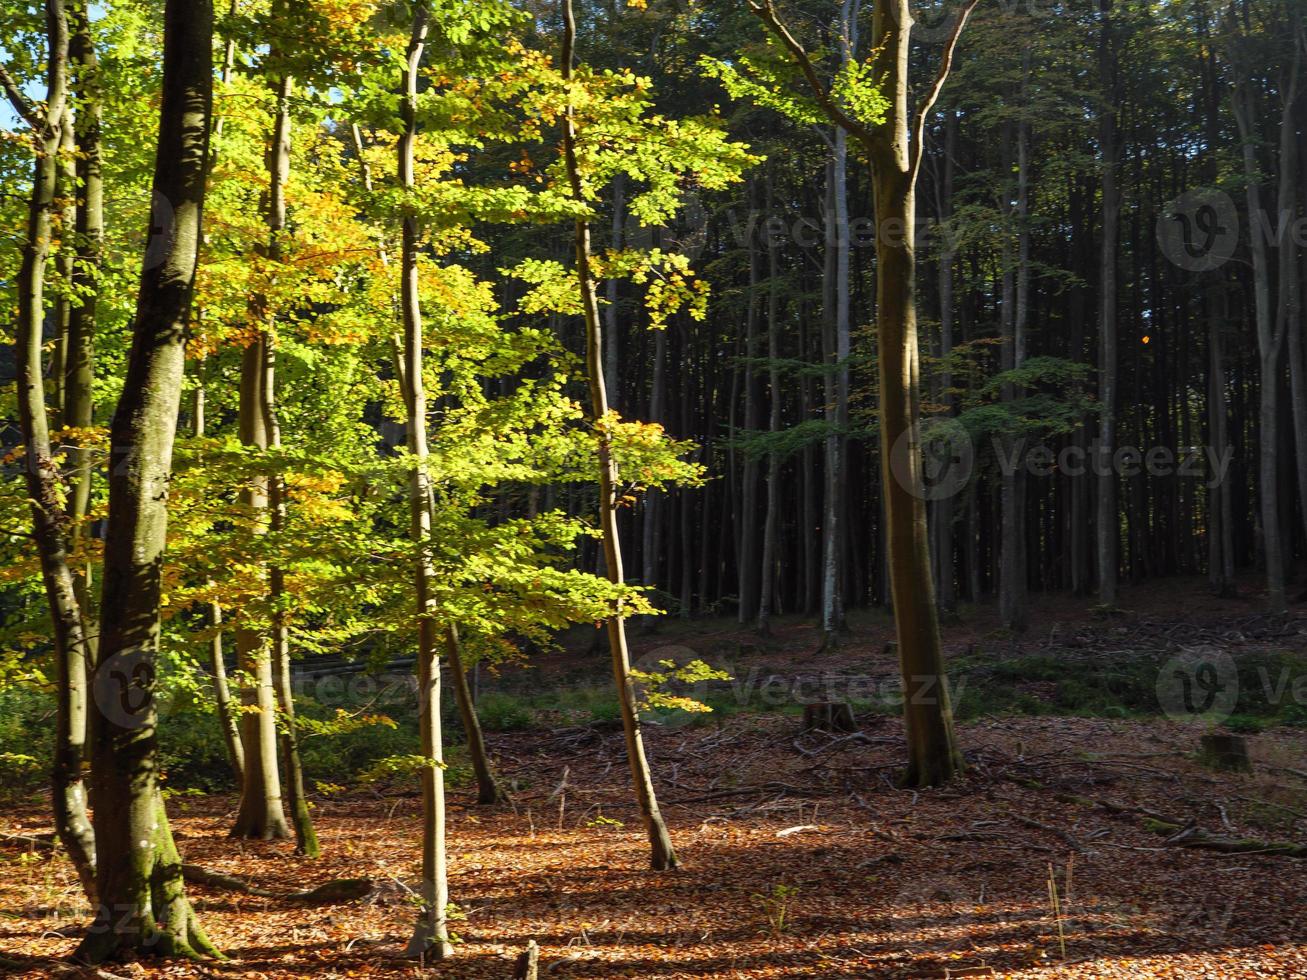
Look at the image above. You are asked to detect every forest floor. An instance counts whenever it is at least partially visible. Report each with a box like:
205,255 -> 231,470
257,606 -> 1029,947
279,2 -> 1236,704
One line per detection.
4,578 -> 1307,978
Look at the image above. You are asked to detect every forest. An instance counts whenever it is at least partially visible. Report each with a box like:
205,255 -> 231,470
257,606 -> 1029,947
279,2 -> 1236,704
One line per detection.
1,0 -> 1307,975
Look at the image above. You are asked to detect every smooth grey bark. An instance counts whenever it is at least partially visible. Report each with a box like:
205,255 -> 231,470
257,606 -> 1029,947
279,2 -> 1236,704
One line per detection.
398,5 -> 453,958
261,71 -> 317,857
230,72 -> 291,836
75,0 -> 218,959
1232,39 -> 1290,614
562,0 -> 677,870
7,0 -> 97,904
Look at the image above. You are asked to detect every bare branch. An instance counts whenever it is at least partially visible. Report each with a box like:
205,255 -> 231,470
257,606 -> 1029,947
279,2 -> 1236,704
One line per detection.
909,0 -> 981,182
746,0 -> 877,147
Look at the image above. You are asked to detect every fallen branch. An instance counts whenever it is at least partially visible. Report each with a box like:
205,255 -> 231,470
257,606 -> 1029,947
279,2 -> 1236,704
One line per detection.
182,864 -> 277,896
1143,819 -> 1307,858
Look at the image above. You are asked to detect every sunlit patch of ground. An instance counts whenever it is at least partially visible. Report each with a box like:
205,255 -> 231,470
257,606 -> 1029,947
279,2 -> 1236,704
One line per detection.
3,708 -> 1305,978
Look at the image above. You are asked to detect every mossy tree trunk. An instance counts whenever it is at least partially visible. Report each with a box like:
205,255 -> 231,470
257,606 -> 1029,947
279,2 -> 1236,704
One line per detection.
75,0 -> 218,960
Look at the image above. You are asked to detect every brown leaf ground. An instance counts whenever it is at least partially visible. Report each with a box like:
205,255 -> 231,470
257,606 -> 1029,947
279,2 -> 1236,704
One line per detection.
4,582 -> 1307,978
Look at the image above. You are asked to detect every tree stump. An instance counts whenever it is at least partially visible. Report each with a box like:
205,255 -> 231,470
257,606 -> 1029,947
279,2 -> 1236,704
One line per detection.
1198,733 -> 1251,772
513,940 -> 539,980
803,702 -> 856,733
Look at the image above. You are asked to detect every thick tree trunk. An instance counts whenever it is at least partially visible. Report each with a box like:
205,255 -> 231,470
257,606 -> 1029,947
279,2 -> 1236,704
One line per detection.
398,6 -> 453,958
869,0 -> 964,787
10,0 -> 97,905
561,0 -> 677,870
872,161 -> 964,787
76,0 -> 217,959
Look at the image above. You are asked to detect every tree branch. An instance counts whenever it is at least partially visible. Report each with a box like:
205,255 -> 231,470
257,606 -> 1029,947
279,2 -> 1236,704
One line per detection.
0,61 -> 44,131
909,0 -> 981,182
746,0 -> 877,147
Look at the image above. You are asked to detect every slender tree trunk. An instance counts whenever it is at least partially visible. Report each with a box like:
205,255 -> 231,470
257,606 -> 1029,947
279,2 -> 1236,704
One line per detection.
738,181 -> 762,624
262,72 -> 317,856
189,372 -> 244,782
9,0 -> 97,905
933,110 -> 957,618
230,73 -> 289,839
1275,39 -> 1307,559
65,0 -> 99,602
561,0 -> 677,870
350,120 -> 503,806
1000,103 -> 1030,631
605,172 -> 624,412
398,6 -> 453,958
76,0 -> 217,958
1096,0 -> 1120,607
757,176 -> 781,633
1233,57 -> 1288,613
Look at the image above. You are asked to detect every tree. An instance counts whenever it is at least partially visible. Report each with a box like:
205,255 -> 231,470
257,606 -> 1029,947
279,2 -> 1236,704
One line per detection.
76,0 -> 219,960
745,0 -> 973,786
3,0 -> 97,903
561,0 -> 678,871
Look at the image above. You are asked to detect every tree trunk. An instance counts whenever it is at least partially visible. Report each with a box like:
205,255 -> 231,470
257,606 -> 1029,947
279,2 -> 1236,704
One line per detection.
445,624 -> 506,804
757,175 -> 781,634
868,0 -> 965,787
738,181 -> 762,624
1000,102 -> 1030,631
1233,57 -> 1288,614
1096,0 -> 1120,607
230,71 -> 289,839
76,0 -> 218,958
398,4 -> 453,960
1275,38 -> 1307,562
561,0 -> 677,870
65,0 -> 100,634
9,0 -> 97,905
933,111 -> 957,618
